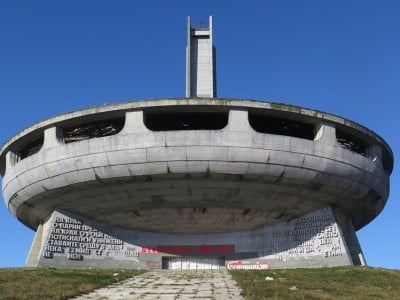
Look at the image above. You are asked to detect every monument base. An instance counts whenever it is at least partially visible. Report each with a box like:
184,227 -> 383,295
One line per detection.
26,206 -> 366,269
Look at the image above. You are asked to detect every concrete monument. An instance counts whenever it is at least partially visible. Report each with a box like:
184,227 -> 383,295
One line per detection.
0,17 -> 393,269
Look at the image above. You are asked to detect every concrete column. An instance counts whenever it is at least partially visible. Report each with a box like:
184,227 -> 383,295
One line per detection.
5,151 -> 17,168
334,212 -> 367,266
314,122 -> 336,145
224,109 -> 252,132
185,17 -> 191,98
121,111 -> 149,134
43,127 -> 63,149
368,144 -> 383,169
2,150 -> 17,177
25,223 -> 44,267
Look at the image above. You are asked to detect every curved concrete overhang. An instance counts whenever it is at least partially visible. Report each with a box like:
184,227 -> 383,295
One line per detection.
0,98 -> 394,167
0,98 -> 394,233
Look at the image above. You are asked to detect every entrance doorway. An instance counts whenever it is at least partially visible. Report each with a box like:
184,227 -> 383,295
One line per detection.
162,257 -> 225,270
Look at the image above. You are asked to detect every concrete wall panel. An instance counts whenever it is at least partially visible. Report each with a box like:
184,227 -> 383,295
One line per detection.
33,207 -> 358,269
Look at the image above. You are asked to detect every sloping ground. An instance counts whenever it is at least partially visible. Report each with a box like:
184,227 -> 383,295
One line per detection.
0,268 -> 144,300
231,266 -> 400,299
72,269 -> 242,299
0,266 -> 399,299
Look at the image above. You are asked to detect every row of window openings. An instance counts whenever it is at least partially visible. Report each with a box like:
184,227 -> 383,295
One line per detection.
16,112 -> 370,162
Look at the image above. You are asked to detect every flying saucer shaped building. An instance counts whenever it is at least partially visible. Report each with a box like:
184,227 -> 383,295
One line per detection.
0,17 -> 393,270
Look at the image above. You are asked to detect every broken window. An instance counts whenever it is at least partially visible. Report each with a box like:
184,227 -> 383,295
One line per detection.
249,113 -> 315,140
64,118 -> 124,143
144,111 -> 228,131
336,129 -> 367,157
0,161 -> 4,177
19,137 -> 44,160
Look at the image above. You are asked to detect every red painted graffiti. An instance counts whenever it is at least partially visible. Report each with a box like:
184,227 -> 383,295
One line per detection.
227,260 -> 271,270
141,245 -> 234,254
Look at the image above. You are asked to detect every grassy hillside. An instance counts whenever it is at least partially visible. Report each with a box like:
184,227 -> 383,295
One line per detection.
0,268 -> 144,300
231,266 -> 400,299
0,266 -> 399,299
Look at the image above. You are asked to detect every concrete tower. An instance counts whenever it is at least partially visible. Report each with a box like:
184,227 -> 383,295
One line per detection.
186,16 -> 216,98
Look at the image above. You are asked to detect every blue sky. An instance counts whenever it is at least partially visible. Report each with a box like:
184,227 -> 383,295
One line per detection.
0,1 -> 398,269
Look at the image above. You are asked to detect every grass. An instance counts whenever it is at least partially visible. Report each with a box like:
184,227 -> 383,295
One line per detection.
2,266 -> 400,299
230,266 -> 400,300
0,268 -> 145,300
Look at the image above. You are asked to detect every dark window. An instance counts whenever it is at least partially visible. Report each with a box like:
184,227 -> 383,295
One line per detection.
249,113 -> 315,140
336,129 -> 367,157
144,111 -> 228,131
64,118 -> 124,143
0,159 -> 5,176
382,154 -> 392,174
19,137 -> 44,160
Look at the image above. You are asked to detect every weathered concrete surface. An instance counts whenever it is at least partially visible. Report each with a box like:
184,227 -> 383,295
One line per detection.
0,101 -> 391,233
0,98 -> 392,270
72,270 -> 243,300
0,99 -> 393,157
28,207 -> 364,269
186,16 -> 216,98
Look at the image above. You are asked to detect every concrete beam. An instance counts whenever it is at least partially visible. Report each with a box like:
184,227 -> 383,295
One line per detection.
43,127 -> 63,149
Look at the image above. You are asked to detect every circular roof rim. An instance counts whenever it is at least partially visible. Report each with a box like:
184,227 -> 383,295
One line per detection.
0,97 -> 393,167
